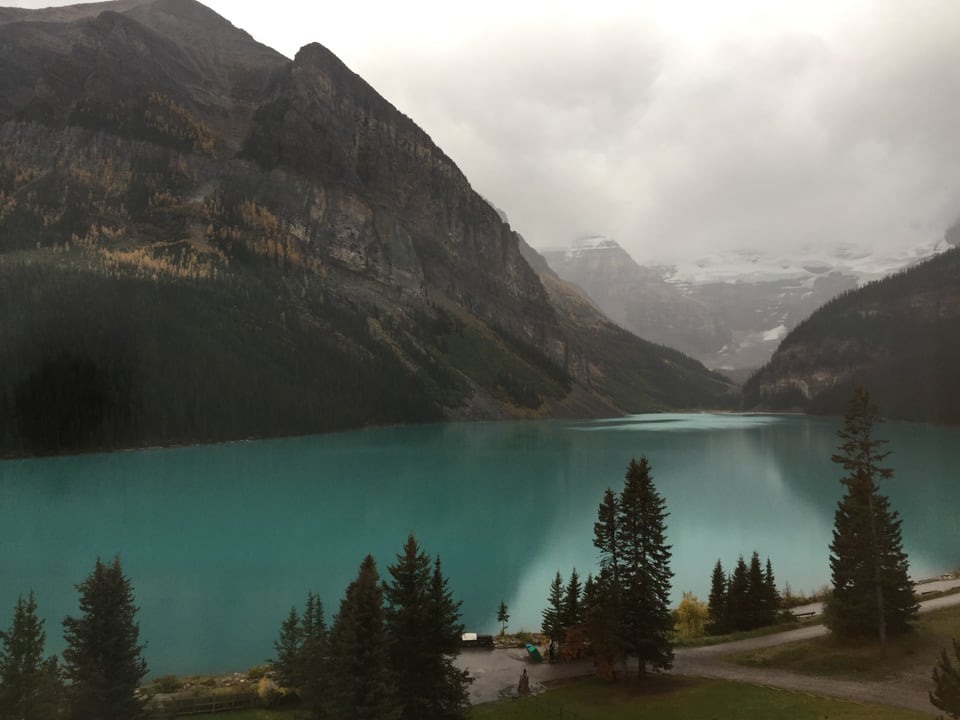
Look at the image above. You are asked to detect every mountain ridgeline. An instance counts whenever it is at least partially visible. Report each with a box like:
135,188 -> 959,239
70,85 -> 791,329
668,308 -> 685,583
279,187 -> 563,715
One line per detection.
744,246 -> 960,423
0,0 -> 733,456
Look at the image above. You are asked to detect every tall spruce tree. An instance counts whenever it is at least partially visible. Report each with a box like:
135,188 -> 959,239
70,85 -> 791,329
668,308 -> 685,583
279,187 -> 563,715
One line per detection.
383,537 -> 470,720
594,489 -> 621,590
272,606 -> 304,688
300,592 -> 329,719
62,556 -> 148,720
763,558 -> 781,624
384,535 -> 433,720
745,552 -> 767,630
0,592 -> 62,720
706,559 -> 728,635
328,555 -> 398,720
824,387 -> 917,643
726,556 -> 749,632
562,569 -> 584,630
425,555 -> 471,719
541,572 -> 565,642
616,456 -> 674,676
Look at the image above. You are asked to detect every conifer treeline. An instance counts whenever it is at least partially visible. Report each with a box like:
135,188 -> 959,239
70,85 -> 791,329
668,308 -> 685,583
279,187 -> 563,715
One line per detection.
706,553 -> 780,634
270,535 -> 471,720
542,457 -> 674,679
0,539 -> 471,720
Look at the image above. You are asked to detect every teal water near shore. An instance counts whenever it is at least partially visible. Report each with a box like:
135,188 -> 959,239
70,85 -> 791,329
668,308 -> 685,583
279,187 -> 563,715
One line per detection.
1,413 -> 957,677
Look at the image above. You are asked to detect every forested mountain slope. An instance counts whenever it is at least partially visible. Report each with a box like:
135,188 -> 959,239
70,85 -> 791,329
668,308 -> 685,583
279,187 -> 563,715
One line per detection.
743,247 -> 960,423
0,0 -> 733,456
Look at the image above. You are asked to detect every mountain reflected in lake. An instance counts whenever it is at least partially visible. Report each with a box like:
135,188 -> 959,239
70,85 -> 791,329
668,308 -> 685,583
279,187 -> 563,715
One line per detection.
1,414 -> 957,677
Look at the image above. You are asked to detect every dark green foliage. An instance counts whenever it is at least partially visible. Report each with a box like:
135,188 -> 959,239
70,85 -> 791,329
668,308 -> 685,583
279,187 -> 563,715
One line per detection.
300,593 -> 329,717
384,535 -> 433,720
541,572 -> 565,642
582,567 -> 625,680
931,639 -> 960,718
707,554 -> 780,634
272,607 -> 304,688
562,569 -> 584,630
328,556 -> 398,720
270,592 -> 328,714
824,388 -> 918,642
0,592 -> 62,720
706,560 -> 727,635
581,574 -> 598,612
745,552 -> 768,630
594,489 -> 621,589
424,556 -> 471,719
0,263 -> 442,456
764,558 -> 781,620
384,536 -> 469,720
588,458 -> 674,678
617,457 -> 674,674
496,601 -> 509,635
726,557 -> 750,633
62,556 -> 148,720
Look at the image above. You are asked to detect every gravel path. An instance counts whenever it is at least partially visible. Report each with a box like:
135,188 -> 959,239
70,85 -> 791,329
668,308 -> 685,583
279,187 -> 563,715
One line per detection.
458,590 -> 960,714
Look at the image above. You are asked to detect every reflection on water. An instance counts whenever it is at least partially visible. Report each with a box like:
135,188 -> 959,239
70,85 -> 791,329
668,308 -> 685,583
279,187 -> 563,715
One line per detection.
0,414 -> 958,677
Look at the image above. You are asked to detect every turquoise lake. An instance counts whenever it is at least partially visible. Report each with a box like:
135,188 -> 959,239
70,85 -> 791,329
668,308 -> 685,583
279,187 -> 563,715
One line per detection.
1,413 -> 958,677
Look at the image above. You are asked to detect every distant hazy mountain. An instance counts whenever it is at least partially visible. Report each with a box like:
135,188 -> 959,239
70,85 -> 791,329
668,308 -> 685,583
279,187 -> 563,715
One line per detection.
541,236 -> 952,373
540,237 -> 731,360
743,246 -> 960,423
0,0 -> 733,456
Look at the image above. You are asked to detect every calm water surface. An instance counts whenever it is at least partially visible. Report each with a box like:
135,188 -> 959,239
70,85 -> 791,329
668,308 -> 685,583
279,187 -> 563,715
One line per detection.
1,413 -> 958,677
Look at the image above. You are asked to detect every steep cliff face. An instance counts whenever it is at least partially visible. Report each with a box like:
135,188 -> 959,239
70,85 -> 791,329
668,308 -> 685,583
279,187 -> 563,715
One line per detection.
0,0 -> 733,456
744,247 -> 960,423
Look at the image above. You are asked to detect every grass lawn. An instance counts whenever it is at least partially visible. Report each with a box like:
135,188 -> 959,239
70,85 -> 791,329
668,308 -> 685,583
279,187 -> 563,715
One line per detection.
731,604 -> 960,680
469,676 -> 928,720
193,711 -> 299,720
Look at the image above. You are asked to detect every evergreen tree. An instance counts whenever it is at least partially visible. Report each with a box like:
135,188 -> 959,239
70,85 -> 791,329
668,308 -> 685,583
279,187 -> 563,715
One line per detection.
328,555 -> 398,720
384,535 -> 432,720
425,556 -> 471,719
824,387 -> 918,643
562,569 -> 583,630
931,639 -> 960,718
745,552 -> 767,630
706,559 -> 728,635
583,568 -> 625,681
496,601 -> 509,636
726,556 -> 749,632
62,556 -> 148,720
763,558 -> 781,624
300,593 -> 329,718
383,536 -> 470,720
594,489 -> 621,589
0,592 -> 62,720
541,572 -> 565,642
581,574 -> 598,612
616,456 -> 674,675
272,606 -> 304,688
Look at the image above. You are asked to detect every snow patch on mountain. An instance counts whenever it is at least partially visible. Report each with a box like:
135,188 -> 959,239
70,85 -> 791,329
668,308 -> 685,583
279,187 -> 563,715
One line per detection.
763,325 -> 788,342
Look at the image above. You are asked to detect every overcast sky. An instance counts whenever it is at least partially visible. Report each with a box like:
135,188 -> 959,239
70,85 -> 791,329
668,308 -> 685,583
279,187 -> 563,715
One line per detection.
7,0 -> 960,264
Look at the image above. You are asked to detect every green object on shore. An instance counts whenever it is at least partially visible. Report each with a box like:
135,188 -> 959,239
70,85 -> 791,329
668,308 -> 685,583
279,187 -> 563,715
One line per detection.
524,643 -> 542,662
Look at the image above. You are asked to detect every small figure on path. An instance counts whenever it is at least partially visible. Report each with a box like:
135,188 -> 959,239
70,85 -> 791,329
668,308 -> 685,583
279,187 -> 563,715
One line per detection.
548,641 -> 555,663
518,668 -> 530,695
